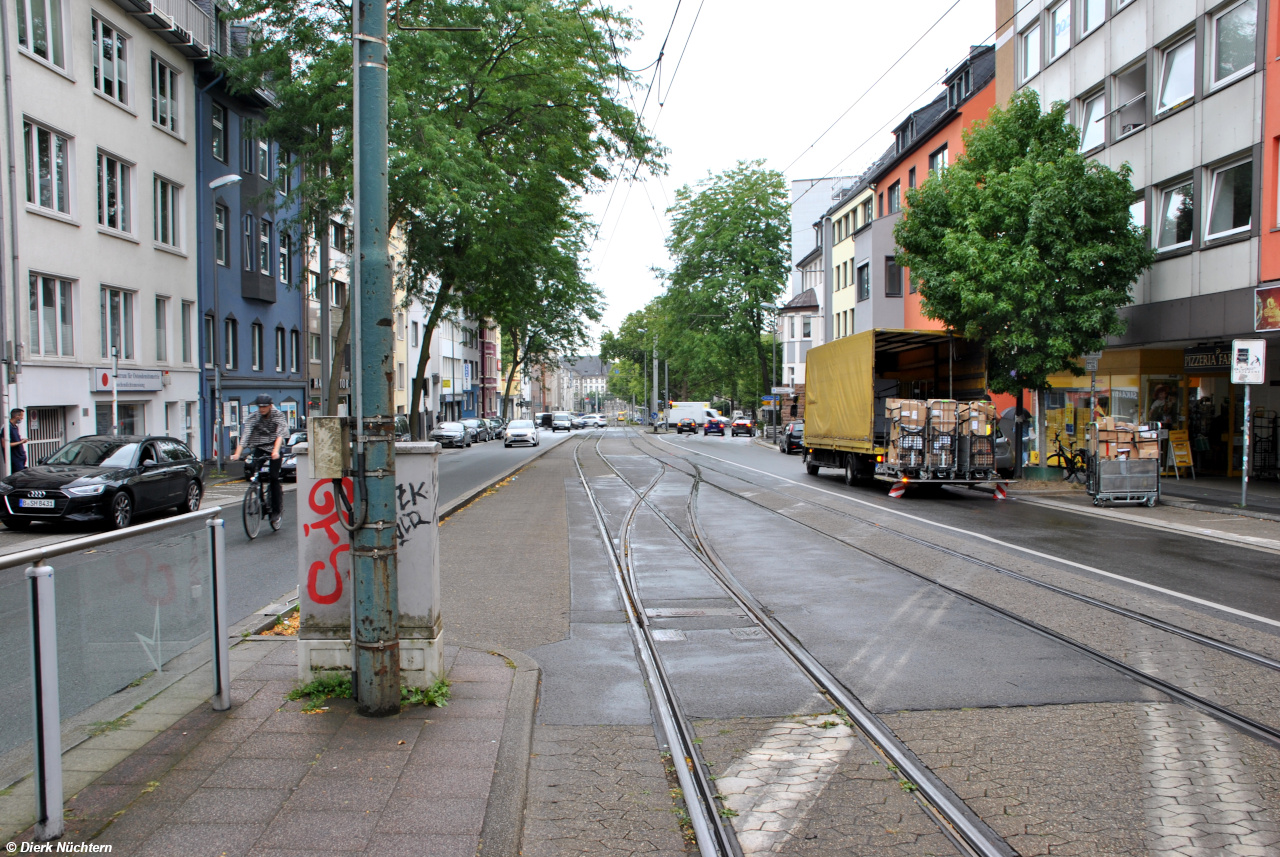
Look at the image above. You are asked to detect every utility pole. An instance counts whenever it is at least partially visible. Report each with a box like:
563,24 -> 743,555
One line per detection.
351,0 -> 399,716
652,338 -> 658,433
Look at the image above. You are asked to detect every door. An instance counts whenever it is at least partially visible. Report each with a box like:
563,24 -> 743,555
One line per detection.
134,441 -> 178,510
26,407 -> 65,464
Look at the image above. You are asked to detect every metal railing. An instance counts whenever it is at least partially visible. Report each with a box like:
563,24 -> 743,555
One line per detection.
151,0 -> 215,49
2,508 -> 228,841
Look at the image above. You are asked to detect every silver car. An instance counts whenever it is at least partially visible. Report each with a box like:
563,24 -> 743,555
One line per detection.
551,413 -> 573,432
504,419 -> 539,448
430,421 -> 471,448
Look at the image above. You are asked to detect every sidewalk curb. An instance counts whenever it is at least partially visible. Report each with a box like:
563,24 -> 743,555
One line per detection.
464,641 -> 540,857
1158,494 -> 1280,523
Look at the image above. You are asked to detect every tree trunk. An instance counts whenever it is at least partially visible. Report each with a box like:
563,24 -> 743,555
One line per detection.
326,296 -> 351,416
407,279 -> 454,440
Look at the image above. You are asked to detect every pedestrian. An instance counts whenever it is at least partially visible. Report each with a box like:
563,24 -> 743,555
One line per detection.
8,408 -> 27,474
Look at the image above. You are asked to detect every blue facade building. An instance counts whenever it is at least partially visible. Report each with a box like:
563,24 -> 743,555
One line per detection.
194,58 -> 305,461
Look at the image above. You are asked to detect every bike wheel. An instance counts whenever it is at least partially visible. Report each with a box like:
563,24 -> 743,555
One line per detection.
243,483 -> 263,540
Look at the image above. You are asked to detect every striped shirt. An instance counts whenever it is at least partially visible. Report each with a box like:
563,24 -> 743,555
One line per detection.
240,407 -> 290,449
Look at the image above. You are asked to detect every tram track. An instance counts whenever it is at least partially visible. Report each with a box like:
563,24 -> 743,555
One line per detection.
625,430 -> 1280,747
578,428 -> 1013,857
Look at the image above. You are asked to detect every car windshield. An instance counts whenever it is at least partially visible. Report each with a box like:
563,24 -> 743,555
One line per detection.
46,440 -> 140,468
436,422 -> 464,431
553,413 -> 571,420
509,420 -> 534,429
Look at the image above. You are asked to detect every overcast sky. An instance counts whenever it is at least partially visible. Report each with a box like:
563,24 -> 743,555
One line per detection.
582,0 -> 1000,343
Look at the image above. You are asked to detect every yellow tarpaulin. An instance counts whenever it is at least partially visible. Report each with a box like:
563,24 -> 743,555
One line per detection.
805,331 -> 875,446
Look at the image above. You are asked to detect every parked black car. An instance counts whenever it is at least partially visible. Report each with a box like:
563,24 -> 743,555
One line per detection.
704,418 -> 726,436
461,418 -> 492,442
0,436 -> 204,530
778,420 -> 804,454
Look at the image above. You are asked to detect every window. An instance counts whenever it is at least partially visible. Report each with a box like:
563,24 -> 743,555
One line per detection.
275,327 -> 285,372
279,233 -> 291,283
1115,0 -> 1135,9
203,314 -> 214,367
96,152 -> 131,232
886,259 -> 903,297
1206,159 -> 1252,239
411,320 -> 419,347
224,318 -> 238,370
908,167 -> 916,189
1157,181 -> 1194,249
28,273 -> 73,356
17,0 -> 66,68
857,263 -> 870,302
929,145 -> 948,175
23,120 -> 70,215
278,151 -> 294,194
92,15 -> 128,105
877,193 -> 884,217
257,139 -> 270,180
887,181 -> 901,214
860,198 -> 873,225
290,330 -> 300,373
100,286 -> 134,359
947,69 -> 972,109
241,121 -> 255,174
1113,61 -> 1147,138
1212,0 -> 1257,88
1022,24 -> 1042,81
1129,197 -> 1146,230
332,279 -> 347,308
153,176 -> 179,247
259,219 -> 272,275
1079,92 -> 1105,151
309,332 -> 321,362
802,318 -> 811,339
397,362 -> 406,390
211,103 -> 227,162
155,296 -> 168,361
396,312 -> 405,340
330,221 -> 348,252
1081,0 -> 1105,35
214,204 -> 228,265
242,214 -> 255,271
151,57 -> 179,133
250,322 -> 263,371
1049,3 -> 1071,59
789,317 -> 795,339
1157,38 -> 1195,114
181,300 -> 193,363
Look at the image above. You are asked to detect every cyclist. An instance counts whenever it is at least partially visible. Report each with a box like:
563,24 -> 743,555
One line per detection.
230,394 -> 289,530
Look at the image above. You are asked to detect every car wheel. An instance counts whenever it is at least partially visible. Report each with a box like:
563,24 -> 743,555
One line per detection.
806,461 -> 820,476
505,442 -> 512,448
109,491 -> 134,530
178,480 -> 203,513
3,518 -> 31,530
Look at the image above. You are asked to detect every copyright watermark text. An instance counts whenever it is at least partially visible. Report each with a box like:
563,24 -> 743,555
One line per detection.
6,843 -> 112,853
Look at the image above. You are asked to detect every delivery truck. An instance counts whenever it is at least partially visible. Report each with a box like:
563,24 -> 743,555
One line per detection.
801,329 -> 1008,491
668,402 -> 726,427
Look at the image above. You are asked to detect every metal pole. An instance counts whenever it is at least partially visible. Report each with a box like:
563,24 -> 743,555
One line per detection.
351,0 -> 399,715
207,517 -> 230,711
112,347 -> 119,435
1242,383 -> 1251,508
26,562 -> 62,842
652,339 -> 658,432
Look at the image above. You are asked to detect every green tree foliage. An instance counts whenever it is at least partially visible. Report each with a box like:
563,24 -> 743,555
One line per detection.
223,0 -> 661,431
660,161 -> 790,403
894,89 -> 1155,394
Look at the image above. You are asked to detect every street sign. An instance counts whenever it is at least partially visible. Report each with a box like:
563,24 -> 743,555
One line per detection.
761,395 -> 779,404
650,411 -> 657,420
771,386 -> 793,395
1084,351 -> 1102,373
1231,339 -> 1266,385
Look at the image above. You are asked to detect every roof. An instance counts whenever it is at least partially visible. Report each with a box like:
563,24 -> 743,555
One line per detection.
780,288 -> 819,313
562,355 -> 610,377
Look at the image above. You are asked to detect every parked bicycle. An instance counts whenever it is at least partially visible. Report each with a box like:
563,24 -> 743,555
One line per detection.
241,448 -> 278,539
1046,431 -> 1088,484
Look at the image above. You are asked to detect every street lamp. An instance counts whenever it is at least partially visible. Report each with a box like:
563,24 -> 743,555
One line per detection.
208,174 -> 242,474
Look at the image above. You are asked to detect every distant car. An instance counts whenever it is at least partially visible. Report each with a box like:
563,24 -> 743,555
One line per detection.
284,431 -> 307,452
778,421 -> 804,454
731,418 -> 755,437
570,415 -> 586,430
583,414 -> 606,428
0,435 -> 204,531
676,418 -> 697,434
551,413 -> 573,432
504,419 -> 539,448
394,415 -> 411,441
461,418 -> 492,442
430,422 -> 472,448
487,418 -> 506,439
704,418 -> 726,436
536,412 -> 552,428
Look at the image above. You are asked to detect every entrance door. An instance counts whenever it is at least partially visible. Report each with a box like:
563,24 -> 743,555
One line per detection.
26,407 -> 65,462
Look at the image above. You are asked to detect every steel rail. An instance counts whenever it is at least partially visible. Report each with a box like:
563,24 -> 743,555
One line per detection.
569,430 -> 733,857
608,432 -> 1009,857
0,506 -> 223,571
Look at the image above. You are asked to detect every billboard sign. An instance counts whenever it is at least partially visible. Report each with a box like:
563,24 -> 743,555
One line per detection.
1231,339 -> 1266,385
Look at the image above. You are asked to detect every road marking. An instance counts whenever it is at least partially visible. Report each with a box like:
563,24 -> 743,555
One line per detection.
653,437 -> 1280,631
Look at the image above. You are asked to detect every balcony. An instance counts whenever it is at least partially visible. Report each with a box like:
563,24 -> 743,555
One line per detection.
111,0 -> 213,58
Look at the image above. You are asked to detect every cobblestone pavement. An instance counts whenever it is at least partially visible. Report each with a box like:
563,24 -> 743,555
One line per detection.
885,702 -> 1280,857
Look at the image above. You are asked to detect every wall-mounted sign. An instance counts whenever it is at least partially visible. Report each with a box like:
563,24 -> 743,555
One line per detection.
463,362 -> 472,391
1182,343 -> 1231,371
1256,285 -> 1280,331
89,368 -> 163,392
1231,339 -> 1266,385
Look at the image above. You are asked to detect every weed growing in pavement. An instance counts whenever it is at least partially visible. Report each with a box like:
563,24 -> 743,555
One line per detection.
401,678 -> 451,708
287,674 -> 353,712
127,671 -> 154,689
899,779 -> 918,793
87,715 -> 132,737
717,806 -> 739,819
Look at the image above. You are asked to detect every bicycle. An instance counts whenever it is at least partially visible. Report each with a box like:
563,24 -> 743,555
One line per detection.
241,448 -> 279,539
1046,430 -> 1088,484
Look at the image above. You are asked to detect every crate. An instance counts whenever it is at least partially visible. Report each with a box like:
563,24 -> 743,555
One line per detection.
959,434 -> 996,475
1088,457 -> 1159,506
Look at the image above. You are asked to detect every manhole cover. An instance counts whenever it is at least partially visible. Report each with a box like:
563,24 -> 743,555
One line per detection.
651,629 -> 687,642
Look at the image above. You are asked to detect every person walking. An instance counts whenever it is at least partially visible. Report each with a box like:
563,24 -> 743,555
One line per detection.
8,409 -> 27,474
229,395 -> 289,529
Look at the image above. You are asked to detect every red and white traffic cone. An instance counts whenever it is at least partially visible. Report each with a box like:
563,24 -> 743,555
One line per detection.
993,483 -> 1007,500
888,481 -> 907,499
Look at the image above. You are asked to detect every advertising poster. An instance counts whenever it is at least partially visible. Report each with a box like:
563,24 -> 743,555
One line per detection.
1256,285 -> 1280,331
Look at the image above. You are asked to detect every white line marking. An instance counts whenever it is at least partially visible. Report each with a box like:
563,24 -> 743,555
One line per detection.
653,436 -> 1280,631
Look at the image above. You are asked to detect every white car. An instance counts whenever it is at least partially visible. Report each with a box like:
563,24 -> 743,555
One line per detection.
585,414 -> 607,427
551,412 -> 573,432
504,419 -> 539,447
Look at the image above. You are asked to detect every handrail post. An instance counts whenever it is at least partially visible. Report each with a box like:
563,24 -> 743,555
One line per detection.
26,562 -> 62,841
207,517 -> 230,710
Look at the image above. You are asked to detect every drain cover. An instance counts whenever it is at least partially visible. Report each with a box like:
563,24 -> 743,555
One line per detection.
729,627 -> 766,640
651,629 -> 687,642
645,607 -> 746,619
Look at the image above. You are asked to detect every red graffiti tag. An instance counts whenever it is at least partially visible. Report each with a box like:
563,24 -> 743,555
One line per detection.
303,478 -> 353,606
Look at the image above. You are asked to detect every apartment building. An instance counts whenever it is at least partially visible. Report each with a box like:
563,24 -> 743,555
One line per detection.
996,0 -> 1270,474
1,0 -> 214,461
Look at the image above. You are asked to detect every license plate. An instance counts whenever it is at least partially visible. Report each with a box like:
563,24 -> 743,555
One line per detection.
19,498 -> 54,508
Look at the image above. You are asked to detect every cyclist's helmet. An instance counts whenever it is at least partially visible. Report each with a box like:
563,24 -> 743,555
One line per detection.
254,394 -> 274,406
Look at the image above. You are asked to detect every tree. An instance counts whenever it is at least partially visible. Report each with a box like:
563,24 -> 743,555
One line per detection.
894,89 -> 1155,395
224,0 -> 663,434
660,161 -> 790,403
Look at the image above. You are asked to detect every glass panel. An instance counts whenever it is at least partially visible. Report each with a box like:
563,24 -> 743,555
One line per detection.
28,274 -> 39,353
31,0 -> 48,60
1208,160 -> 1252,236
0,568 -> 35,760
42,278 -> 55,356
1129,197 -> 1146,229
1051,4 -> 1070,56
37,126 -> 51,208
1158,182 -> 1194,248
1080,96 -> 1105,150
1215,0 -> 1257,84
53,132 -> 66,213
116,31 -> 127,103
1023,25 -> 1041,79
48,0 -> 63,67
1083,0 -> 1105,32
1157,40 -> 1194,112
60,280 -> 73,355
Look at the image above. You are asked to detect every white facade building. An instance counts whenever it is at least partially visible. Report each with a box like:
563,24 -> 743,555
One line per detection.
3,0 -> 212,461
